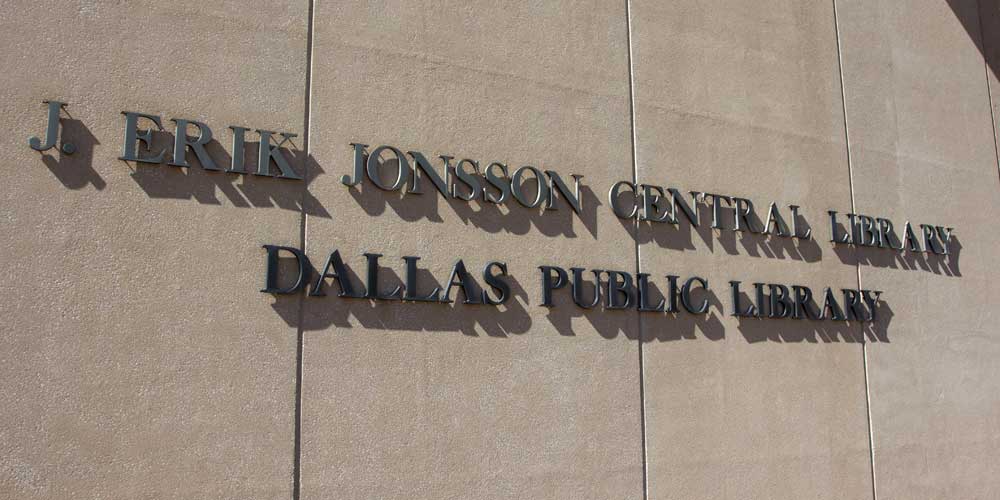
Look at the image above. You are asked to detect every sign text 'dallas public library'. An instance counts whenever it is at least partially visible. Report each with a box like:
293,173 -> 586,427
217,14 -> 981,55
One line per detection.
33,101 -> 959,322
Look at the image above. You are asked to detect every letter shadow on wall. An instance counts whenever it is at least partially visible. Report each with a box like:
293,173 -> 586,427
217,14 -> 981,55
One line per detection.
636,282 -> 726,342
833,232 -> 962,277
127,130 -> 329,218
38,116 -> 105,190
622,199 -> 822,263
269,258 -> 533,338
266,256 -> 892,342
731,288 -> 893,344
947,0 -> 1000,83
347,156 -> 601,239
541,278 -> 709,341
267,256 -> 667,340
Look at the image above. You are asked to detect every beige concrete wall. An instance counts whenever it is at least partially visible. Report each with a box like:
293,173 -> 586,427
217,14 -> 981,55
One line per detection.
837,0 -> 1000,498
299,1 -> 642,499
0,1 -> 308,499
0,1 -> 997,500
630,1 -> 872,498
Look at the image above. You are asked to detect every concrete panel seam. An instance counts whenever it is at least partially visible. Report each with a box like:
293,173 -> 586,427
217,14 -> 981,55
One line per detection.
624,0 -> 649,499
975,0 -> 1000,182
293,0 -> 317,499
830,0 -> 878,498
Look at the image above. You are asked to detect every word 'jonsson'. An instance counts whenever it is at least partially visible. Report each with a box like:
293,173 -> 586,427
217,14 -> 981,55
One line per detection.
341,143 -> 586,214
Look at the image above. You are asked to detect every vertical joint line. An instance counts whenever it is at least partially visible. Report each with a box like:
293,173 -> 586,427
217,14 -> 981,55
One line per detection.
301,1 -> 317,251
293,1 -> 316,499
975,0 -> 1000,180
831,1 -> 877,499
624,1 -> 648,499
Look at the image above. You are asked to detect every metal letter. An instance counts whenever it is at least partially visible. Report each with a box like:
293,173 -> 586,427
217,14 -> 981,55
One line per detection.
510,166 -> 548,208
754,282 -> 767,317
861,290 -> 882,322
820,287 -> 846,321
828,211 -> 850,244
640,184 -> 671,223
847,213 -> 860,245
406,151 -> 452,196
792,285 -> 818,320
484,162 -> 509,203
169,119 -> 220,170
29,101 -> 73,154
605,271 -> 634,310
681,277 -> 709,314
120,111 -> 167,163
545,171 -> 584,214
364,145 -> 410,190
857,215 -> 878,247
763,202 -> 790,237
669,189 -> 701,227
734,198 -> 761,233
789,205 -> 811,239
402,256 -> 441,302
637,273 -> 666,312
902,221 -> 922,252
256,130 -> 302,179
706,194 -> 732,230
842,289 -> 867,321
227,126 -> 251,173
453,159 -> 482,201
310,250 -> 362,297
730,280 -> 757,317
341,143 -> 367,186
921,224 -> 943,254
877,218 -> 900,250
609,181 -> 638,219
363,253 -> 402,300
665,276 -> 680,313
936,227 -> 954,255
262,245 -> 310,295
442,260 -> 482,304
571,267 -> 603,309
539,265 -> 569,307
482,262 -> 510,305
768,284 -> 792,318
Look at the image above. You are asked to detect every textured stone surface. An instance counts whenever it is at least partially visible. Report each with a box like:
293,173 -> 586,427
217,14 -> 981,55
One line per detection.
630,1 -> 874,498
297,2 -> 643,499
837,0 -> 1000,498
0,2 -> 307,498
981,0 -> 1000,167
1,1 -> 999,499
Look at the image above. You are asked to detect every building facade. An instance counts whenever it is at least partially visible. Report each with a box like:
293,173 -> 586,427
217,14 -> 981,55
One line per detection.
2,1 -> 999,499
